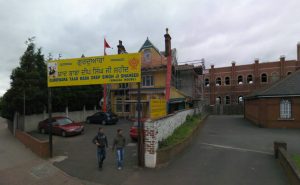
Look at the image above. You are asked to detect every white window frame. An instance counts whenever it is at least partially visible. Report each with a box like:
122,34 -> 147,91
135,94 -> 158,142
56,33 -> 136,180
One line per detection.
280,99 -> 292,119
142,75 -> 154,87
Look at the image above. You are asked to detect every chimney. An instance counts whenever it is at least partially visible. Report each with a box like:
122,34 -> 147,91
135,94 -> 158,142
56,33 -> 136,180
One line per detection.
280,55 -> 285,62
254,58 -> 259,64
164,28 -> 172,57
211,64 -> 214,69
297,42 -> 300,61
231,61 -> 236,67
117,40 -> 127,54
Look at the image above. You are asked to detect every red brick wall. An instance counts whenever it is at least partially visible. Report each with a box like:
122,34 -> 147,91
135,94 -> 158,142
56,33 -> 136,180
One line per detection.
245,97 -> 300,128
204,59 -> 300,105
15,130 -> 49,158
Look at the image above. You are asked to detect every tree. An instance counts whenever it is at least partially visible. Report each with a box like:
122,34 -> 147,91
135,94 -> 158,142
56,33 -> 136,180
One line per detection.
1,38 -> 47,119
1,38 -> 103,120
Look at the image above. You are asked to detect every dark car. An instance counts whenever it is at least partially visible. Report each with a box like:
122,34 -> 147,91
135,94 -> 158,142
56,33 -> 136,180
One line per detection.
38,116 -> 84,137
86,112 -> 118,125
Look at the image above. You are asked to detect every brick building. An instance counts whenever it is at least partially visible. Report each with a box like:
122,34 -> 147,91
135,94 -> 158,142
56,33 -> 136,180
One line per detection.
244,69 -> 300,128
203,43 -> 300,105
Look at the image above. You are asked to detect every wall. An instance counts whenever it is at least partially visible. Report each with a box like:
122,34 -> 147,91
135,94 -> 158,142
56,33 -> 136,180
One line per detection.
15,129 -> 49,158
204,59 -> 300,105
144,109 -> 194,168
244,97 -> 300,128
274,143 -> 300,185
23,109 -> 97,132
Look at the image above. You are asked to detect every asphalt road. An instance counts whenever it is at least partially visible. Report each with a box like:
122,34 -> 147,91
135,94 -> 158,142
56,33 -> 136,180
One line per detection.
42,115 -> 300,185
122,115 -> 299,185
52,119 -> 139,185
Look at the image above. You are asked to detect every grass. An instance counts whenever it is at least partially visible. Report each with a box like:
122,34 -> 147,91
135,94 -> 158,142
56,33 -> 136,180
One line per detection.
291,154 -> 300,170
158,114 -> 202,149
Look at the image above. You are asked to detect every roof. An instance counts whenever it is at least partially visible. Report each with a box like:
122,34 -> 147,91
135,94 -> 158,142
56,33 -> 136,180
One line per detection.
245,69 -> 300,99
139,38 -> 160,54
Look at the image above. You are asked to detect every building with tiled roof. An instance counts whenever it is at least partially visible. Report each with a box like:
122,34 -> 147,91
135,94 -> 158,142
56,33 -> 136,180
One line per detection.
244,69 -> 300,128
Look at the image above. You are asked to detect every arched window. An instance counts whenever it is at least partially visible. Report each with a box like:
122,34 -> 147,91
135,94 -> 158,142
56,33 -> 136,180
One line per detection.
280,99 -> 291,119
261,73 -> 267,83
216,77 -> 221,86
225,77 -> 230,85
238,96 -> 243,103
216,96 -> 222,104
238,75 -> 243,84
205,78 -> 210,87
225,96 -> 230,104
271,72 -> 279,82
247,75 -> 253,84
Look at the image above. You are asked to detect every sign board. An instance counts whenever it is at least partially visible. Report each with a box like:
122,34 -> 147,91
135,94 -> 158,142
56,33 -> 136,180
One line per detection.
47,53 -> 141,87
150,99 -> 167,119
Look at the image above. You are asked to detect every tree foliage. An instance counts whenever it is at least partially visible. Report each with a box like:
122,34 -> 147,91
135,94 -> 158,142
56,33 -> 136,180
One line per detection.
1,38 -> 102,120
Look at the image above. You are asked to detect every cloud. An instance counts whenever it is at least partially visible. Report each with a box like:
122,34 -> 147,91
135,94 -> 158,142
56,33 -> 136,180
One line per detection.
0,0 -> 300,96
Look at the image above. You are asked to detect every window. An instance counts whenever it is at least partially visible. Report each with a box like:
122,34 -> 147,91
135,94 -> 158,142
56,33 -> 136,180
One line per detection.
119,83 -> 128,88
238,75 -> 243,84
287,72 -> 292,75
125,97 -> 130,112
271,72 -> 279,82
225,96 -> 230,104
261,73 -> 267,83
205,78 -> 210,87
280,99 -> 291,119
225,77 -> 230,85
238,96 -> 243,103
142,75 -> 154,87
216,96 -> 222,104
247,75 -> 253,84
216,77 -> 221,86
116,97 -> 122,112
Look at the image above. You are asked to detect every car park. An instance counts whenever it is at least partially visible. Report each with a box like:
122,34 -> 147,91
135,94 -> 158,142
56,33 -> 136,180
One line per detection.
86,112 -> 118,125
38,116 -> 84,137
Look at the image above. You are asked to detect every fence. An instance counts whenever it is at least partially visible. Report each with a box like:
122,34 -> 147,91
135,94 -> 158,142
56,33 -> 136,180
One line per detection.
204,104 -> 244,115
14,106 -> 98,132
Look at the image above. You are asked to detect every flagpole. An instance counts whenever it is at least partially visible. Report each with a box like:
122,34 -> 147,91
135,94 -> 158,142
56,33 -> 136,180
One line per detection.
103,38 -> 107,112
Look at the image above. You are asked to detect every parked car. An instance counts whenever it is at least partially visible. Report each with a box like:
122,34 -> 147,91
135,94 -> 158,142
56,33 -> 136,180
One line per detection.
38,116 -> 84,137
129,119 -> 147,140
86,112 -> 118,125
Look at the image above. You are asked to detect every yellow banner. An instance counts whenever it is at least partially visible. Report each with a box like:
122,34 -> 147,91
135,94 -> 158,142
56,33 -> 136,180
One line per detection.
150,99 -> 167,119
47,53 -> 141,87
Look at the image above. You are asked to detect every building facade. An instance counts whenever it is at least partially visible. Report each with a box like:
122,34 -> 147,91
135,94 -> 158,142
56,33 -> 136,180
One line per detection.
244,69 -> 300,128
110,30 -> 201,118
203,43 -> 300,105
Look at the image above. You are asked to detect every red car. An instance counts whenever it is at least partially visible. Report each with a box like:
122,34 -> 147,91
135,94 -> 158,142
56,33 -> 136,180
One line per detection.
38,116 -> 84,137
129,119 -> 146,140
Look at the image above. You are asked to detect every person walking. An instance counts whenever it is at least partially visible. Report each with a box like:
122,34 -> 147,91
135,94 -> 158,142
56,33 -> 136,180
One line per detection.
92,127 -> 108,169
112,128 -> 126,170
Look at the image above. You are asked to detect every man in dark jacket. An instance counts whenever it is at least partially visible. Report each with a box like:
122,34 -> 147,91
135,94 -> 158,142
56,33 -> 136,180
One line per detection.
92,127 -> 108,169
112,128 -> 126,170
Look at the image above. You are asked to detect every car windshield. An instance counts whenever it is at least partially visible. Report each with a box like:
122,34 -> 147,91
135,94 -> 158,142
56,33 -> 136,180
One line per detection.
56,118 -> 73,125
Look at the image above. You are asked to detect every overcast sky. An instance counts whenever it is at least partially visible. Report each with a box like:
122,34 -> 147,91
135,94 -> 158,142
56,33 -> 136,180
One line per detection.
0,0 -> 300,96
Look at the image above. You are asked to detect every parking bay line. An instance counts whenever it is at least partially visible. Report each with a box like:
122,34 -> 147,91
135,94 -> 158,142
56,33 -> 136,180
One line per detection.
199,142 -> 273,155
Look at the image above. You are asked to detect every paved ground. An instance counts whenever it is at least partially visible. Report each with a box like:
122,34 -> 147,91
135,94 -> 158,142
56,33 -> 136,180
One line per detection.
47,119 -> 139,185
2,115 -> 299,185
121,115 -> 300,185
0,117 -> 86,185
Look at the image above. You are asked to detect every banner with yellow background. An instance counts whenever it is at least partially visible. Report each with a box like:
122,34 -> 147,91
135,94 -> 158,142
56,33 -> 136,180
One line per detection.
47,53 -> 141,87
150,99 -> 167,119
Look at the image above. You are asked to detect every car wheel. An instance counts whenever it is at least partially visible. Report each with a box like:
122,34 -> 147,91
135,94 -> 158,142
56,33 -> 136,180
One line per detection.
102,120 -> 107,125
86,119 -> 90,124
62,131 -> 67,137
40,128 -> 46,134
